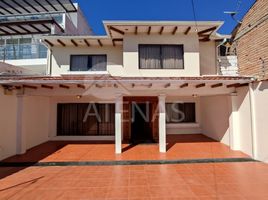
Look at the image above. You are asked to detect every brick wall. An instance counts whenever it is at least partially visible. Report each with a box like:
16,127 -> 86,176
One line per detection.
235,0 -> 268,80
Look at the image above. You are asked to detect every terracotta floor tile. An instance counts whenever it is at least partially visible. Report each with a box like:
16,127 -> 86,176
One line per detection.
106,186 -> 129,199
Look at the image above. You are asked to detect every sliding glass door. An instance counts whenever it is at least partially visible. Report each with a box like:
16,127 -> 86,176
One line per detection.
57,103 -> 115,136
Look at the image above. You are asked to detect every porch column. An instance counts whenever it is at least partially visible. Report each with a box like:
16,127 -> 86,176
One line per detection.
229,94 -> 239,150
16,95 -> 26,155
158,94 -> 166,153
115,95 -> 123,154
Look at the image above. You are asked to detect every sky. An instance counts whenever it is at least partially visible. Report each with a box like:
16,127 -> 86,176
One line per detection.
74,0 -> 256,35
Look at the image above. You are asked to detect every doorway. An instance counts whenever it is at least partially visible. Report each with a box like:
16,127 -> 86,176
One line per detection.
131,103 -> 153,144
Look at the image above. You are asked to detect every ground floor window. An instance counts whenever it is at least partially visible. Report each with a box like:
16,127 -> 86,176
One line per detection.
166,103 -> 196,123
57,103 -> 115,136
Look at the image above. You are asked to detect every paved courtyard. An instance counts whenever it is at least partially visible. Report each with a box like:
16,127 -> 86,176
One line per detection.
1,162 -> 268,199
1,134 -> 266,199
2,135 -> 248,163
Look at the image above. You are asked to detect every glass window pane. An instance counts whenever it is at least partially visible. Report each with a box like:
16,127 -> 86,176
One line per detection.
162,45 -> 184,69
70,55 -> 89,71
139,45 -> 161,69
90,55 -> 107,71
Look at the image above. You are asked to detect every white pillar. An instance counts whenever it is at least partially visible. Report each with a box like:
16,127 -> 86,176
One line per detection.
249,83 -> 258,159
158,94 -> 166,153
228,94 -> 240,150
115,95 -> 123,154
16,95 -> 26,155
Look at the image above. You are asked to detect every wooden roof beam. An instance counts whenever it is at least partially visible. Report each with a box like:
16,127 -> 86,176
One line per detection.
164,83 -> 171,88
172,26 -> 178,35
77,84 -> 85,89
184,26 -> 191,35
57,39 -> 66,47
211,83 -> 223,88
84,39 -> 90,47
196,83 -> 206,88
180,83 -> 189,88
59,84 -> 70,89
147,26 -> 151,35
198,26 -> 217,36
159,26 -> 164,35
98,39 -> 103,47
41,84 -> 53,89
226,83 -> 241,88
44,39 -> 54,47
71,39 -> 78,47
23,85 -> 37,89
109,26 -> 125,35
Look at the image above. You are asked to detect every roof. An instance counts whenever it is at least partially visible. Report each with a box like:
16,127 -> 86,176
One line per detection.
41,20 -> 227,47
0,0 -> 77,16
0,75 -> 254,83
0,0 -> 77,36
103,20 -> 225,40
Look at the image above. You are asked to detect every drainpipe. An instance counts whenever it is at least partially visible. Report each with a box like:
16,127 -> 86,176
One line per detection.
249,82 -> 257,159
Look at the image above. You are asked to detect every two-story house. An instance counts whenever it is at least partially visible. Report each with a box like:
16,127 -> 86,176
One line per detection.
0,21 -> 254,160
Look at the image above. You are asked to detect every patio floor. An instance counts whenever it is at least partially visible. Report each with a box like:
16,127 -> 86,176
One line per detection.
2,134 -> 248,163
1,162 -> 268,199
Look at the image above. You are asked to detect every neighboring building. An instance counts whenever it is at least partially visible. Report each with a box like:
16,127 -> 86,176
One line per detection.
232,0 -> 268,80
0,20 -> 256,161
0,0 -> 92,75
230,0 -> 268,163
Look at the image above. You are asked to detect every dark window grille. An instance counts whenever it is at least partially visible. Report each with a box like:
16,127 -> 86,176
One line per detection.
70,55 -> 107,71
57,103 -> 115,136
166,103 -> 196,123
139,44 -> 184,69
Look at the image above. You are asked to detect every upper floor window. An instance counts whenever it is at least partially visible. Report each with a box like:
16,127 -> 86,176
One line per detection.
139,44 -> 184,69
70,55 -> 107,71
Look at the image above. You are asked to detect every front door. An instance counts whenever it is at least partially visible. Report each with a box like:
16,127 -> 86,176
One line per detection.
131,102 -> 154,144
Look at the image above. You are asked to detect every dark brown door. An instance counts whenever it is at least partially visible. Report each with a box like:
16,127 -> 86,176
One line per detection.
123,97 -> 159,143
131,103 -> 153,144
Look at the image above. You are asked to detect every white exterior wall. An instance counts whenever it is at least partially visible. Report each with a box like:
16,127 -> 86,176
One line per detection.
231,87 -> 253,156
251,81 -> 268,162
123,33 -> 200,77
200,95 -> 231,145
0,88 -> 17,160
22,96 -> 50,150
50,46 -> 123,76
5,58 -> 47,75
200,41 -> 217,75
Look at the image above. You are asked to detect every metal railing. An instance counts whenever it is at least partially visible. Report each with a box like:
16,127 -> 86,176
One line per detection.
0,43 -> 48,61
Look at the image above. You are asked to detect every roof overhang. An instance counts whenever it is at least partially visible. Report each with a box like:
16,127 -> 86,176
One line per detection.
103,21 -> 225,41
0,75 -> 254,97
0,18 -> 63,36
41,35 -> 123,48
0,0 -> 77,17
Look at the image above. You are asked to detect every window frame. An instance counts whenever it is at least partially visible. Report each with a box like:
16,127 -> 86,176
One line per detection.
138,44 -> 184,70
70,54 -> 107,72
165,102 -> 196,124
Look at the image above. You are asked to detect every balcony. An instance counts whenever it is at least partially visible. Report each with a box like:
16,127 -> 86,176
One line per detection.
218,56 -> 239,76
0,43 -> 48,61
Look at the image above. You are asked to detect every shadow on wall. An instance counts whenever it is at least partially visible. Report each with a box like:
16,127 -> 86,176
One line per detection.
257,81 -> 268,91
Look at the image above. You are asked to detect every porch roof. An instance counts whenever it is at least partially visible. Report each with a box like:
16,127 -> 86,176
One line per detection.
0,75 -> 254,88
